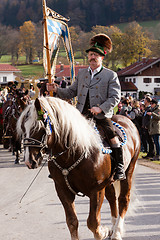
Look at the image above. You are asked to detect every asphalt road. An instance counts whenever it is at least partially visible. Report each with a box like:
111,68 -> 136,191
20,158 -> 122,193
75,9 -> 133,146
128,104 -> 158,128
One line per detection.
0,145 -> 160,240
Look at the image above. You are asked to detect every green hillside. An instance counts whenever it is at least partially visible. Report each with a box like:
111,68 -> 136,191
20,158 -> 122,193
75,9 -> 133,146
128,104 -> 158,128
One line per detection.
115,20 -> 160,32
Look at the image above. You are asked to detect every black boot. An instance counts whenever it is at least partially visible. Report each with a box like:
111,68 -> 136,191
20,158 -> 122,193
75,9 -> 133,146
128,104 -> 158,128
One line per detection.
111,147 -> 126,181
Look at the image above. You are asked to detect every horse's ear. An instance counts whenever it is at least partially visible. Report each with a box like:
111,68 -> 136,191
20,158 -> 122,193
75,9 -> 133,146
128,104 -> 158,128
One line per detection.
35,98 -> 41,111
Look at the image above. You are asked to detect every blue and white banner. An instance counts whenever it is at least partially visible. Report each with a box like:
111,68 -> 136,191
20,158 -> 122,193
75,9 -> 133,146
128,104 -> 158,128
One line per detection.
43,10 -> 75,82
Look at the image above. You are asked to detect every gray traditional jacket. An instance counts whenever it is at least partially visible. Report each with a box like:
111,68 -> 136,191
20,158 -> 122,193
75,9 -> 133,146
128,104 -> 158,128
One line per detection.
57,67 -> 121,119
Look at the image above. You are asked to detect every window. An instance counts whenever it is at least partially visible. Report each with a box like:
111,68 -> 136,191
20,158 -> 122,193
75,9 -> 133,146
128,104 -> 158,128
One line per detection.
125,78 -> 128,82
154,78 -> 160,83
143,78 -> 152,83
133,78 -> 136,83
3,76 -> 7,82
129,78 -> 132,82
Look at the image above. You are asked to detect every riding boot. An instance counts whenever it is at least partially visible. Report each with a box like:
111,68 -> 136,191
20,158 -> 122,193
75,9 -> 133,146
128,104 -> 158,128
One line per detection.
111,147 -> 126,181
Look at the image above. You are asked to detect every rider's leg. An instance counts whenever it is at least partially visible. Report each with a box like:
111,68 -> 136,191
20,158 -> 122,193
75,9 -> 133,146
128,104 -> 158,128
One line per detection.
95,117 -> 126,181
110,136 -> 126,181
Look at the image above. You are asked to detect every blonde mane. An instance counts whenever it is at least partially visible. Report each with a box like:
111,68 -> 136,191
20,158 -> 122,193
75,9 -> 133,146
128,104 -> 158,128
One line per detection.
39,97 -> 101,156
17,96 -> 102,157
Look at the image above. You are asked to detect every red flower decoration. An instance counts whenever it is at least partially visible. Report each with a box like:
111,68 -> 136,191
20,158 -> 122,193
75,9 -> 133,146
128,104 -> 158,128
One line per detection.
104,50 -> 107,55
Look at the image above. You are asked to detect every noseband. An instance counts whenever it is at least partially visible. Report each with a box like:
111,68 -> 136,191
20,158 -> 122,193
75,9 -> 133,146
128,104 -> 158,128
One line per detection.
23,135 -> 48,151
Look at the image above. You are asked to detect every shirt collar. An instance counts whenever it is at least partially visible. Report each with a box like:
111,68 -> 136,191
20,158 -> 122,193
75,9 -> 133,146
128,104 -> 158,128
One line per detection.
88,65 -> 102,79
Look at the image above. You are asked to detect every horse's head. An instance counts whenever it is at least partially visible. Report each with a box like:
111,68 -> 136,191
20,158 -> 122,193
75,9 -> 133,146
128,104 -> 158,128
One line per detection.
17,98 -> 48,169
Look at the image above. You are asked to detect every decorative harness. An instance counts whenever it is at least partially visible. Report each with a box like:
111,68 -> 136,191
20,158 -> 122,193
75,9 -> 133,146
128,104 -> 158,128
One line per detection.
23,112 -> 127,197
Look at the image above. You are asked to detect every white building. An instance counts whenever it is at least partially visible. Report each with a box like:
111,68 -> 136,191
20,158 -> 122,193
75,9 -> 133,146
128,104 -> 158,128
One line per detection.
0,64 -> 21,85
118,58 -> 160,99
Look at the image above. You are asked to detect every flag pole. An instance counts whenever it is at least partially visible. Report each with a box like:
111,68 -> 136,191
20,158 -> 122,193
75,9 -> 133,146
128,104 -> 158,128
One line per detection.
42,0 -> 53,96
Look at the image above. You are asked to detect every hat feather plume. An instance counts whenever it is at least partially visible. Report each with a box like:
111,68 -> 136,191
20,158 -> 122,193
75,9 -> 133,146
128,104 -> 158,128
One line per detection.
90,34 -> 112,53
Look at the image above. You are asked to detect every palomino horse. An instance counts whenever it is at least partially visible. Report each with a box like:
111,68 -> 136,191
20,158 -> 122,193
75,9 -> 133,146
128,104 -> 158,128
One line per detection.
17,97 -> 140,240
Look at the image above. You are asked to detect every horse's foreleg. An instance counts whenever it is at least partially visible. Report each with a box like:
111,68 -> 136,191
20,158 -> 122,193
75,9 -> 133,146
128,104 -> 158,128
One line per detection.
111,165 -> 135,240
14,141 -> 21,164
105,183 -> 119,238
55,183 -> 79,240
87,189 -> 108,240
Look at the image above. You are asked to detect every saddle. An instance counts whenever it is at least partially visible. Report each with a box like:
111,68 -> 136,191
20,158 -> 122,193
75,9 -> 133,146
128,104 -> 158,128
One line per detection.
95,121 -> 127,153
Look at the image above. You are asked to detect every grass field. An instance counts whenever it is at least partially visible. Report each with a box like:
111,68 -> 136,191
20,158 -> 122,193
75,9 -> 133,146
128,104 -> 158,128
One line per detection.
17,64 -> 44,78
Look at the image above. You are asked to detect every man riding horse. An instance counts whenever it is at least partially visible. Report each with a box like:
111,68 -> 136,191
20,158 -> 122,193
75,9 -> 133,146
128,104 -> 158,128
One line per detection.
47,34 -> 125,181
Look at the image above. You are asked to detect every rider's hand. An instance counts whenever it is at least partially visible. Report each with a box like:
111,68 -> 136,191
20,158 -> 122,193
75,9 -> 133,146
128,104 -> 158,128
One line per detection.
89,107 -> 102,115
46,83 -> 58,93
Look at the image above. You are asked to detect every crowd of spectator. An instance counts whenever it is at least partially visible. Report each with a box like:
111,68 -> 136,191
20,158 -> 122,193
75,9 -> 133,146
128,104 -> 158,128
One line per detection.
117,95 -> 160,160
0,79 -> 160,161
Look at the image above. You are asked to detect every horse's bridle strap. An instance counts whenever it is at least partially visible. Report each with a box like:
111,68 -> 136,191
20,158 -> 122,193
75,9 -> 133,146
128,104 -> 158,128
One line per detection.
23,137 -> 45,148
49,152 -> 85,197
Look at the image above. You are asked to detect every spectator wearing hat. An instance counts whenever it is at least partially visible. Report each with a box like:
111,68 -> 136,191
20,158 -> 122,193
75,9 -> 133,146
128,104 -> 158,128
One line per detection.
142,97 -> 155,159
147,98 -> 160,160
47,33 -> 125,181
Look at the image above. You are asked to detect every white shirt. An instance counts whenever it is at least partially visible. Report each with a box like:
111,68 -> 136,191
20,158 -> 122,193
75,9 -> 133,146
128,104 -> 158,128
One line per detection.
88,65 -> 102,80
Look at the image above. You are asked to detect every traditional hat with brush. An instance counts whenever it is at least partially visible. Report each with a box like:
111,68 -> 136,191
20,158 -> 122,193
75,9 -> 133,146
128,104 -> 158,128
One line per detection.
86,34 -> 112,56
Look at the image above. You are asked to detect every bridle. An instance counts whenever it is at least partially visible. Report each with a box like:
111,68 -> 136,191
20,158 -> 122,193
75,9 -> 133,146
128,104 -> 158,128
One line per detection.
23,133 -> 85,197
23,134 -> 48,153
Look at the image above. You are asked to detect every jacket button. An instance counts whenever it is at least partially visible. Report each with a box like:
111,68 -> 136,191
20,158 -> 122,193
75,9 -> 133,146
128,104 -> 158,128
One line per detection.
96,86 -> 98,89
96,95 -> 99,98
96,78 -> 99,80
86,76 -> 88,78
80,94 -> 82,96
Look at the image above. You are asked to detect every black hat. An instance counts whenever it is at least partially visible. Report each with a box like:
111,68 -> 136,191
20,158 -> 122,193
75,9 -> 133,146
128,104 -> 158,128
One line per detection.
86,34 -> 112,56
151,98 -> 158,104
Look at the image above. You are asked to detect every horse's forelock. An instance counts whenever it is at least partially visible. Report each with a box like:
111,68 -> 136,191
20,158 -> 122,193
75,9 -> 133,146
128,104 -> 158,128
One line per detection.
17,102 -> 38,137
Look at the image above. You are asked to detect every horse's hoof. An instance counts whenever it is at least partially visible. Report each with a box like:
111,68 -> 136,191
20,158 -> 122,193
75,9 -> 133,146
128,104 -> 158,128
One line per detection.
111,232 -> 122,240
15,160 -> 20,164
108,229 -> 113,237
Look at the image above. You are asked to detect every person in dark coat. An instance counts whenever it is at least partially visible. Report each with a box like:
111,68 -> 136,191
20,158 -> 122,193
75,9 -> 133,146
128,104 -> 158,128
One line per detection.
147,98 -> 160,160
142,97 -> 155,159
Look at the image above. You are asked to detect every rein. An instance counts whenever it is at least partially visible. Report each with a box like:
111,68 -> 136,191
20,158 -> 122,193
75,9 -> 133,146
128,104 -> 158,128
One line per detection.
48,152 -> 85,197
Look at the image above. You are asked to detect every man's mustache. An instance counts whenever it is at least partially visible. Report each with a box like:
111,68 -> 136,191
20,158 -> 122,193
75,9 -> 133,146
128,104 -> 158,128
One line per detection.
89,59 -> 97,62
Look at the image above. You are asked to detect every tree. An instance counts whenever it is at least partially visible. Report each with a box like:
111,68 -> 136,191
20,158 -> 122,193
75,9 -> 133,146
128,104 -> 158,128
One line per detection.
7,28 -> 20,64
19,21 -> 36,64
121,21 -> 151,67
34,22 -> 43,61
0,24 -> 10,59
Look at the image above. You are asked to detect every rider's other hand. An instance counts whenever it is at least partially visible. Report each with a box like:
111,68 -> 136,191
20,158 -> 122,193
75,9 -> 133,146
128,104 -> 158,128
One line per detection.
89,107 -> 102,115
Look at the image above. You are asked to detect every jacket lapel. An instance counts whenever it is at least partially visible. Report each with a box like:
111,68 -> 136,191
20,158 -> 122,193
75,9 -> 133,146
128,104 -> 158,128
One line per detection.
84,71 -> 91,87
90,75 -> 102,87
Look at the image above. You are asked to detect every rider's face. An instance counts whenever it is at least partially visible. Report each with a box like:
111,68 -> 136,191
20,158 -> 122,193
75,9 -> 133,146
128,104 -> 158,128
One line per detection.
88,51 -> 104,69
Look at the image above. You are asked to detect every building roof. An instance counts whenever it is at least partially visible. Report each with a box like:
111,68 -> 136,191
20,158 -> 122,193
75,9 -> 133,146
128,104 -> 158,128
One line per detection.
118,58 -> 160,77
120,81 -> 138,91
0,64 -> 20,72
55,64 -> 87,78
